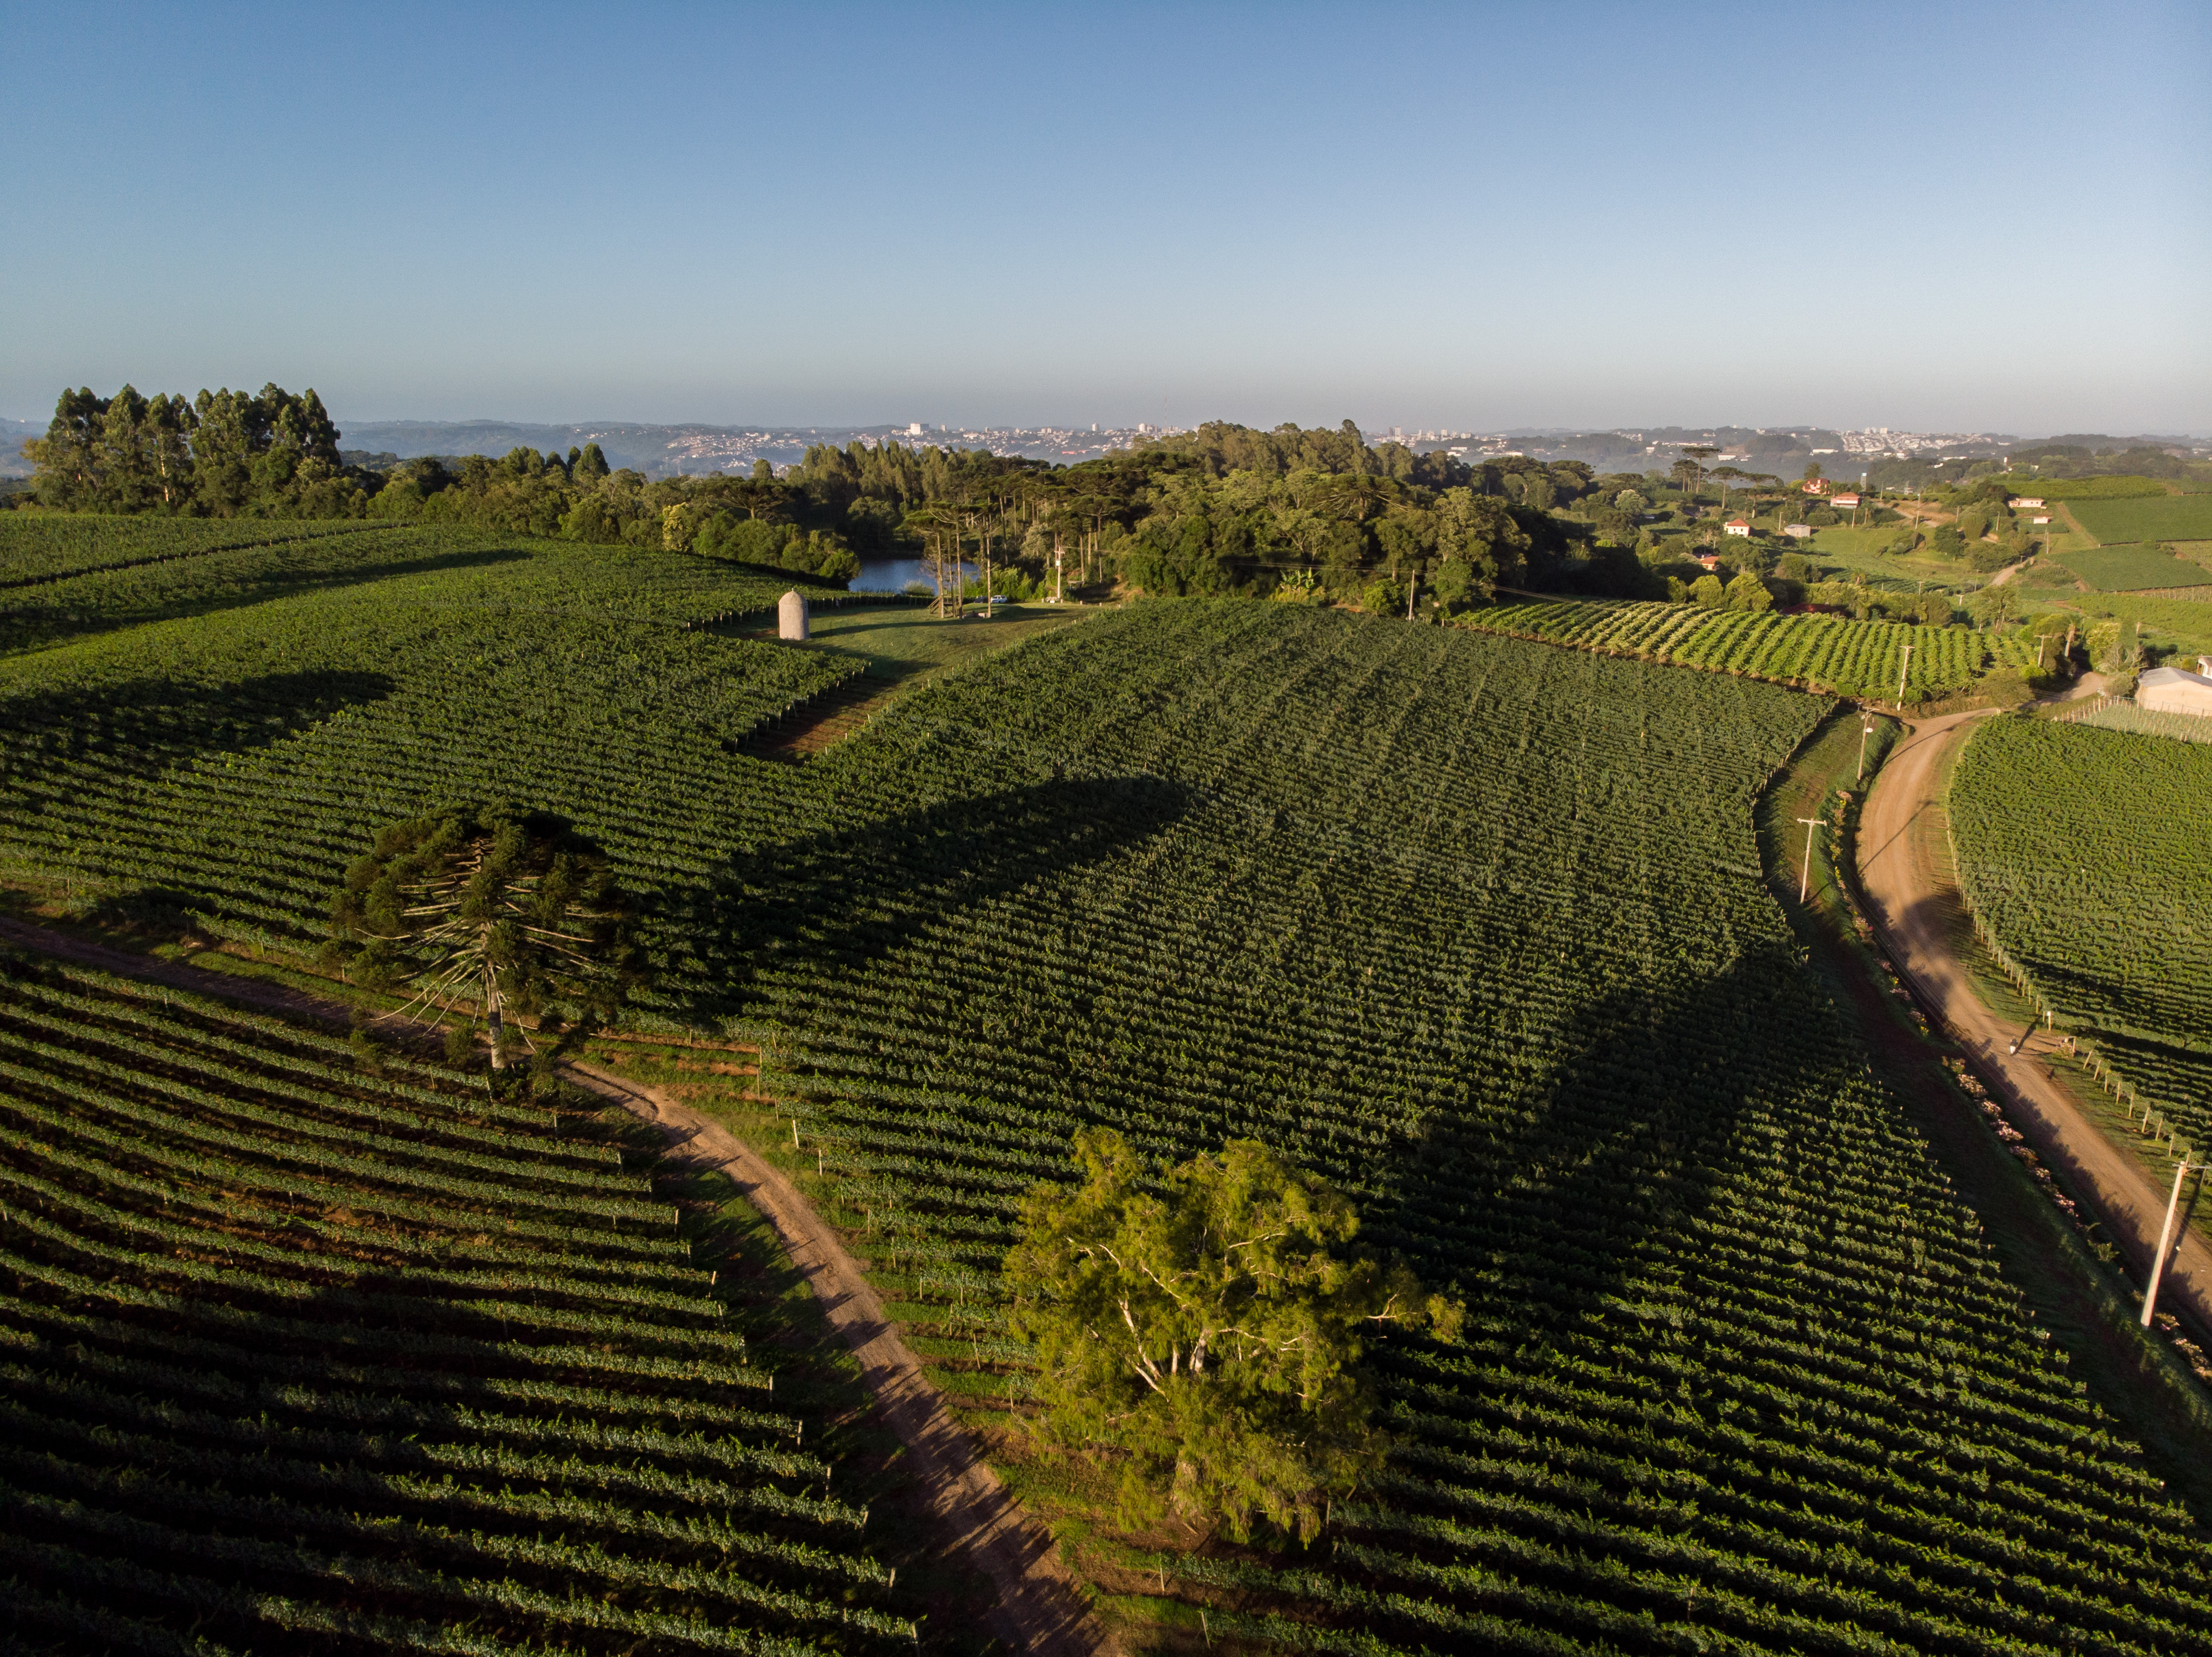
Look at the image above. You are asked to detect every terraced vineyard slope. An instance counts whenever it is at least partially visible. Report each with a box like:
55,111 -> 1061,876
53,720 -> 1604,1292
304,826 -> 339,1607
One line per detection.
7,528 -> 2212,1651
0,955 -> 910,1654
0,515 -> 391,588
0,534 -> 861,966
1950,715 -> 2212,1145
2068,493 -> 2212,546
1456,594 -> 2041,701
719,604 -> 2212,1653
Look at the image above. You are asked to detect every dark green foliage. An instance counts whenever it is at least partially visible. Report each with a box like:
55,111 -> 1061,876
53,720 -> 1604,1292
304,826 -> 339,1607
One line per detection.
24,383 -> 366,518
10,533 -> 2212,1648
1952,717 -> 2212,1144
331,807 -> 643,1065
0,960 -> 909,1653
1458,595 -> 2041,699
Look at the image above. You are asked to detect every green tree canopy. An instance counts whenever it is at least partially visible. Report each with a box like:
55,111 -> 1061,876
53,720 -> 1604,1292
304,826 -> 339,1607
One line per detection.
1005,1128 -> 1460,1543
1724,571 -> 1773,612
329,808 -> 641,1074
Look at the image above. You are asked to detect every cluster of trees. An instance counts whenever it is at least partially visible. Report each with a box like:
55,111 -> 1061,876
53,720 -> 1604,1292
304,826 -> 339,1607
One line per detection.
1998,441 -> 2203,483
12,386 -> 864,582
14,389 -> 1605,610
22,384 -> 365,517
373,448 -> 863,582
8,385 -> 2063,621
1869,475 -> 2042,572
785,420 -> 1597,611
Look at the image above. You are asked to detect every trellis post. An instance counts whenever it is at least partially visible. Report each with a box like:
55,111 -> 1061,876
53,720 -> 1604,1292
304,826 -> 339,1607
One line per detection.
2142,1160 -> 2200,1328
1796,817 -> 1827,904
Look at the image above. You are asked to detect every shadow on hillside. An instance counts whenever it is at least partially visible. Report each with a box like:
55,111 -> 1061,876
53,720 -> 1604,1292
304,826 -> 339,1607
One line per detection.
664,772 -> 1191,1025
0,670 -> 397,777
0,544 -> 530,652
1380,940 -> 1829,1330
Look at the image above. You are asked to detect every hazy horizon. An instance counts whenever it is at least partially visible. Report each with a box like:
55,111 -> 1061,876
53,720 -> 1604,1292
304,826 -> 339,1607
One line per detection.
8,1 -> 2207,435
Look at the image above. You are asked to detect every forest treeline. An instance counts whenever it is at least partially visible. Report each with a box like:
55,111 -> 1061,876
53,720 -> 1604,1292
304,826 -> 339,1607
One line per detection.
12,390 -> 1602,601
8,384 -> 2019,610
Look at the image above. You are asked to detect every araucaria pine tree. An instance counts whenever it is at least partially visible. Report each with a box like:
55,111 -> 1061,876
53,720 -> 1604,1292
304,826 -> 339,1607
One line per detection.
330,808 -> 640,1072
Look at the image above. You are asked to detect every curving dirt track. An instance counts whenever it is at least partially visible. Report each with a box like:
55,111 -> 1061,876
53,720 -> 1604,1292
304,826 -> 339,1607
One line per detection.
0,916 -> 1110,1655
1855,711 -> 2212,1332
567,1061 -> 1112,1657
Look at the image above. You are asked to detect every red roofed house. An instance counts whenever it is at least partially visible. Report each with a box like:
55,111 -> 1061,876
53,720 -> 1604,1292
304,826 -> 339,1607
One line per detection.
1695,552 -> 1724,571
1830,493 -> 1860,510
1724,519 -> 1751,537
1801,477 -> 1831,495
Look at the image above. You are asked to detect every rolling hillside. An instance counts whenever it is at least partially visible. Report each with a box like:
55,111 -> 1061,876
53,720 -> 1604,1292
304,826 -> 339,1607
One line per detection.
3,513 -> 2211,1651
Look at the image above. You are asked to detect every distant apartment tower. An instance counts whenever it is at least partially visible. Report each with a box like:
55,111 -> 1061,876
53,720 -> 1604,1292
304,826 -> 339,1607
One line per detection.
907,422 -> 924,436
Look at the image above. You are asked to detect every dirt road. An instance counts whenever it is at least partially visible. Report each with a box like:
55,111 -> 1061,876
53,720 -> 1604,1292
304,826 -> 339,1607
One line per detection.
0,914 -> 1109,1656
1855,713 -> 2212,1331
568,1061 -> 1112,1657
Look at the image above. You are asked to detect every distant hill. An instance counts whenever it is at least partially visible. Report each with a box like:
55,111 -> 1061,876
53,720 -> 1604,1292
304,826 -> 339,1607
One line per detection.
0,419 -> 43,477
332,419 -> 830,477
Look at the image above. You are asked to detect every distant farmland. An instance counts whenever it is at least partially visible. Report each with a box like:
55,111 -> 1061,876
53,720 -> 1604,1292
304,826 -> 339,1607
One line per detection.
2068,493 -> 2212,545
2057,546 -> 2212,592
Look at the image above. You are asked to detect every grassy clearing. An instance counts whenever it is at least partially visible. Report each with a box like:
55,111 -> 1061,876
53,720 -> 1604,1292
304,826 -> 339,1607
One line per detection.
2058,546 -> 2212,592
1807,526 -> 1972,590
2015,559 -> 2088,594
2070,494 -> 2212,545
775,602 -> 1089,692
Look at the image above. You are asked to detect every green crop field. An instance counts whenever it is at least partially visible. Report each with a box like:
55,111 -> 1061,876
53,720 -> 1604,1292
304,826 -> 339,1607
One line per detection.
0,515 -> 863,654
2057,546 -> 2212,592
1996,475 -> 2173,501
0,954 -> 909,1654
2069,701 -> 2212,744
7,523 -> 2212,1650
2023,591 -> 2212,663
0,515 -> 390,587
2069,494 -> 2212,546
1457,595 -> 2037,700
1951,717 -> 2212,1149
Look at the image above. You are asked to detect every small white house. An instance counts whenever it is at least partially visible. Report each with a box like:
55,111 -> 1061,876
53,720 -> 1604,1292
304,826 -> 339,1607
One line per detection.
2138,665 -> 2212,718
1782,523 -> 1814,539
2010,495 -> 2046,509
2032,515 -> 2052,525
1723,519 -> 1751,537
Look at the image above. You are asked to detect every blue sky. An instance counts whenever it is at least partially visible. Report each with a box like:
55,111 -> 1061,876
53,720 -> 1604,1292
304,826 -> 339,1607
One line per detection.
5,2 -> 2206,434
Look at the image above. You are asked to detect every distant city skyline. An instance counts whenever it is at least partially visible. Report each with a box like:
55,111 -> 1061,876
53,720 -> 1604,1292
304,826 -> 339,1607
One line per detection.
7,3 -> 2205,433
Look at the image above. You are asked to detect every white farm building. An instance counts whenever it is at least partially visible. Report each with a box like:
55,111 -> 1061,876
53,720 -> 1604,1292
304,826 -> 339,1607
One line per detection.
2138,665 -> 2212,718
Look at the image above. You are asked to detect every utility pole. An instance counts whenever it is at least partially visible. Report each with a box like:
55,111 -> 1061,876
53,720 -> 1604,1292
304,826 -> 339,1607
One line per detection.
2141,1160 -> 2200,1327
1858,713 -> 1875,783
1895,643 -> 1913,712
1796,816 -> 1827,904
